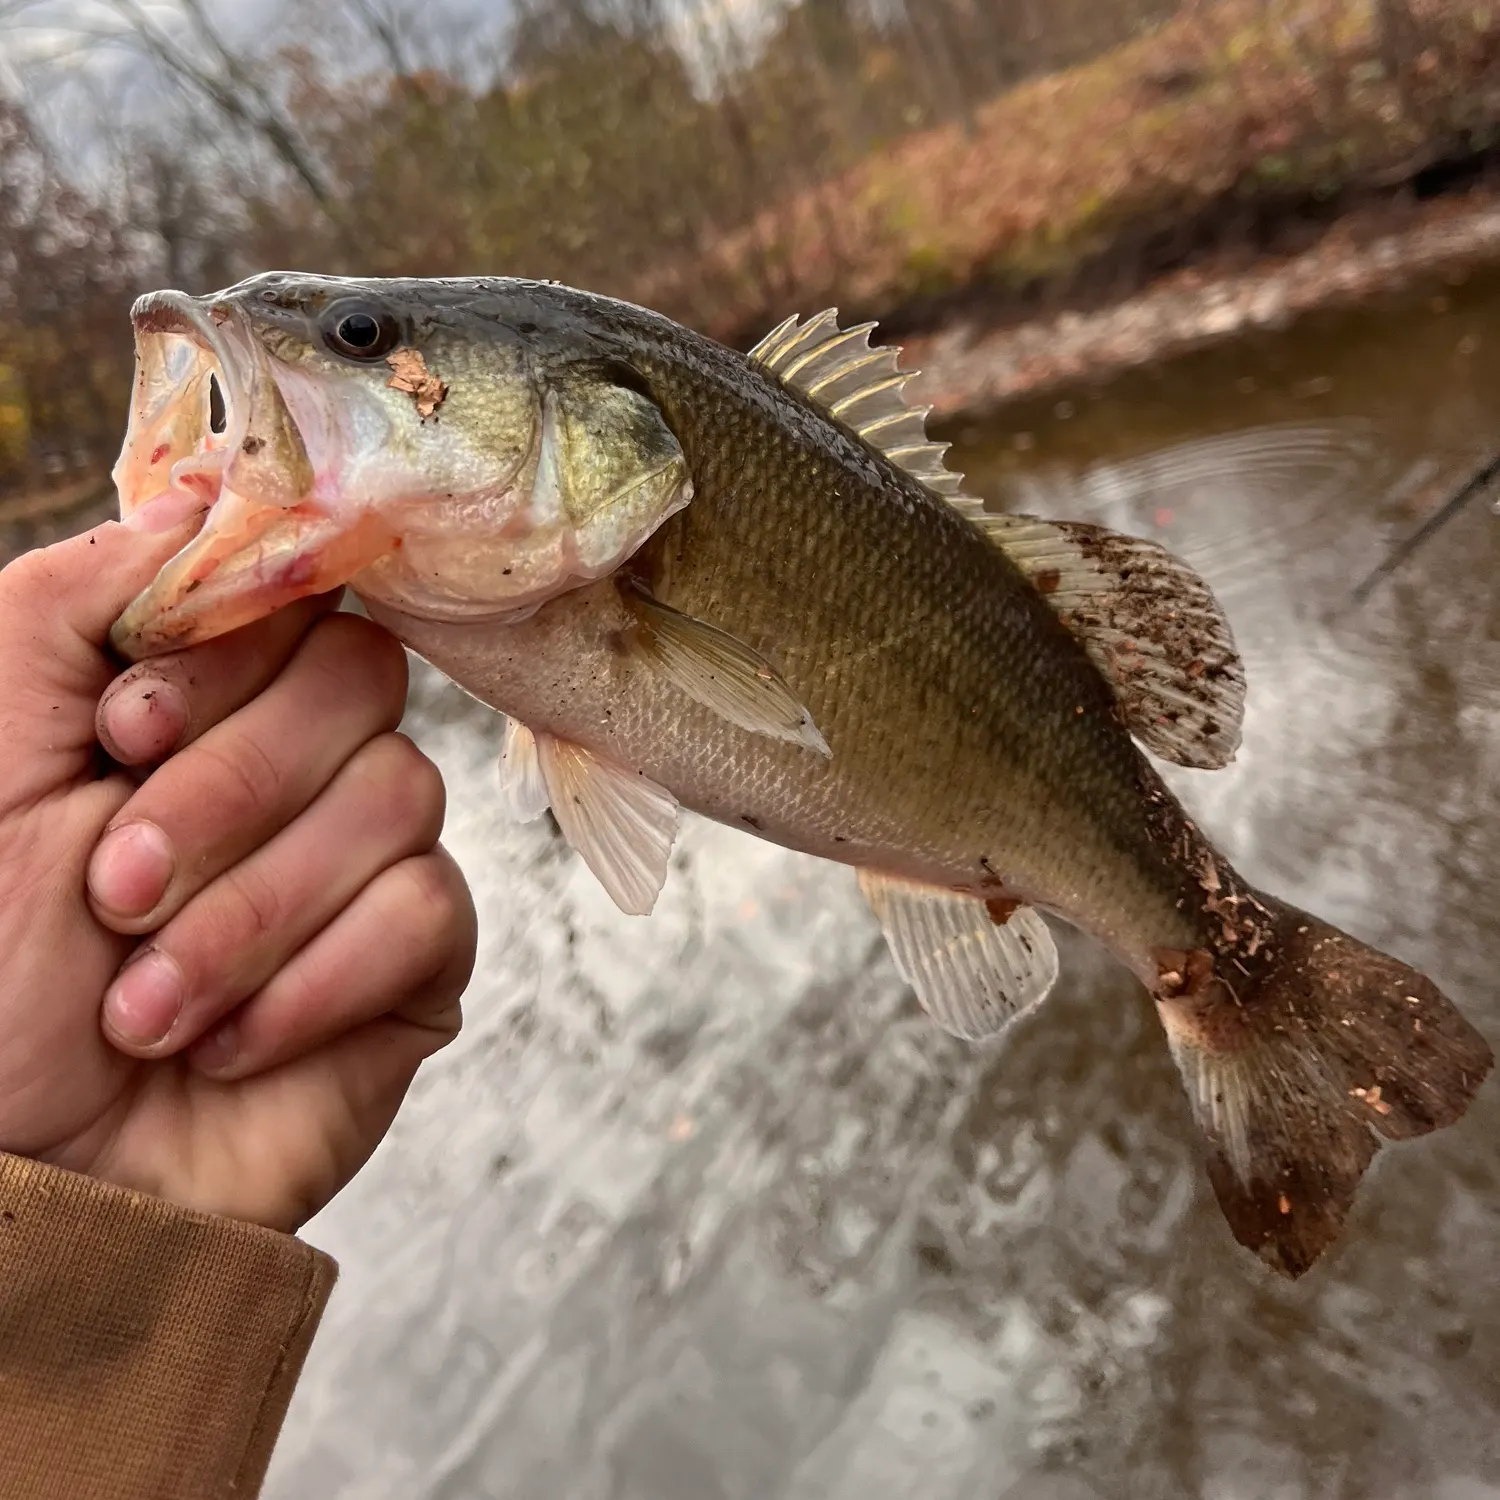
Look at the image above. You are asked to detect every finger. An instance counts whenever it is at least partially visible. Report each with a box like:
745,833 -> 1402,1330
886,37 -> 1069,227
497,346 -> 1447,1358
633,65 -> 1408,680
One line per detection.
0,519 -> 206,789
96,591 -> 343,766
175,952 -> 469,1230
187,853 -> 472,1232
100,732 -> 446,1056
0,517 -> 199,653
86,612 -> 410,932
189,847 -> 473,1079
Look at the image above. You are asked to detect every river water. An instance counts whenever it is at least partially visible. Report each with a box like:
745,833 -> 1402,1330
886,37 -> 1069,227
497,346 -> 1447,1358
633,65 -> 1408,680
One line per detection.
266,273 -> 1500,1500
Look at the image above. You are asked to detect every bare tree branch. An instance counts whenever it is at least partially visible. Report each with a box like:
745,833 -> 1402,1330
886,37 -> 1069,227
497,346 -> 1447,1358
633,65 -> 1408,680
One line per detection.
346,0 -> 413,78
99,0 -> 334,210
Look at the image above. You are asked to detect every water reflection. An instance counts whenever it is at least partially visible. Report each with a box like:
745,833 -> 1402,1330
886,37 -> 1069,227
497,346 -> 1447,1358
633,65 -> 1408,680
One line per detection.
269,282 -> 1500,1500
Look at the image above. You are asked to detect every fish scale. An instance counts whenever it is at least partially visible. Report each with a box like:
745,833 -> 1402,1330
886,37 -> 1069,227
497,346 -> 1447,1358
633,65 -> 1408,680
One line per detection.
629,316 -> 1177,909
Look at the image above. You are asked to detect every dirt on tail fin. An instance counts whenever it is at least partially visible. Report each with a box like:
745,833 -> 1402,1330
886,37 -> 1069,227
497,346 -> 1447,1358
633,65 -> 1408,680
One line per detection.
1153,901 -> 1492,1278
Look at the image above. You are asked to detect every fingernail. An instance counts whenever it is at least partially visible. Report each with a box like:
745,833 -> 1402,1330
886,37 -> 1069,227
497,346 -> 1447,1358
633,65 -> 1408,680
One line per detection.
192,1020 -> 239,1075
88,822 -> 175,919
104,949 -> 185,1047
100,678 -> 189,764
122,489 -> 208,533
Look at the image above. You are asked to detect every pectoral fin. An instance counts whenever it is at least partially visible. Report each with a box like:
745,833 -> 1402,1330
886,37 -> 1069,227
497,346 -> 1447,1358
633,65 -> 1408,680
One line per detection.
622,583 -> 831,756
858,870 -> 1059,1041
535,733 -> 679,916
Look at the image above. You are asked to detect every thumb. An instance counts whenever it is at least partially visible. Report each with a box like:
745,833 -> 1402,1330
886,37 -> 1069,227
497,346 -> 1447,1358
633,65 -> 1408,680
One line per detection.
1,514 -> 203,658
0,516 -> 205,794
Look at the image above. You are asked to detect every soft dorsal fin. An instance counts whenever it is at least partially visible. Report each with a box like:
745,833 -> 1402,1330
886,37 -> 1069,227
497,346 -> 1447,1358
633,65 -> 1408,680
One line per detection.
976,512 -> 1246,770
749,311 -> 1245,771
750,310 -> 963,496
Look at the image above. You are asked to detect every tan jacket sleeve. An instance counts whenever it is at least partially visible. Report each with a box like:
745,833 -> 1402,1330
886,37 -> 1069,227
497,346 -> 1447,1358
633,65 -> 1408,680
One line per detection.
0,1151 -> 338,1500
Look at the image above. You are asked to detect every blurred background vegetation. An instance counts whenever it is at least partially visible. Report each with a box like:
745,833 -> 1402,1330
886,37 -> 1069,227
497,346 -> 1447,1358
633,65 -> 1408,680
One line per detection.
2,0 -> 1500,517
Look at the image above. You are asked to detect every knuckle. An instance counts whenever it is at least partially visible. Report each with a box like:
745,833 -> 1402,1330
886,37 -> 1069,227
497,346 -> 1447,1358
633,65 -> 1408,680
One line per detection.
391,853 -> 475,981
422,856 -> 476,974
0,524 -> 117,613
366,734 -> 446,838
394,851 -> 459,931
193,733 -> 286,823
0,547 -> 52,611
222,859 -> 286,946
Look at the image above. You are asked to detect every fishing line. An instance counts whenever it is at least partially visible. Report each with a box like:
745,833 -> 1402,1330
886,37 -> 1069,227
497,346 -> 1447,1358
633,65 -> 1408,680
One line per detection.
1350,448 -> 1500,605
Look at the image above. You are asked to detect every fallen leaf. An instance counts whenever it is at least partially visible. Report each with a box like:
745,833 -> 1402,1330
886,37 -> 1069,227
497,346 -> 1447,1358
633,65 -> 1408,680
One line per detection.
386,347 -> 448,418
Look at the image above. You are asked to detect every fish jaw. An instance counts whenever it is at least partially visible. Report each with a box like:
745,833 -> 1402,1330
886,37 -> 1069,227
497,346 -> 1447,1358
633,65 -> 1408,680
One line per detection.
111,289 -> 263,524
110,328 -> 219,523
110,489 -> 398,658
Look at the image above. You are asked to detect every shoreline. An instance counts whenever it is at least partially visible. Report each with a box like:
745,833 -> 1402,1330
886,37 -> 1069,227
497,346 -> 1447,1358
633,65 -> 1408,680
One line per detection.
9,184 -> 1500,565
906,186 -> 1500,421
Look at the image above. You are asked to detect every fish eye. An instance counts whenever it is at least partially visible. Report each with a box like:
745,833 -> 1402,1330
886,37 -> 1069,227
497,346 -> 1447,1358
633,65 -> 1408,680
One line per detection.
321,302 -> 399,361
208,373 -> 227,435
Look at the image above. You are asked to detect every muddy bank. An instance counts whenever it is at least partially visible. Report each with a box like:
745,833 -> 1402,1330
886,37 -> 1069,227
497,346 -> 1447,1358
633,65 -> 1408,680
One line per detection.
906,184 -> 1500,421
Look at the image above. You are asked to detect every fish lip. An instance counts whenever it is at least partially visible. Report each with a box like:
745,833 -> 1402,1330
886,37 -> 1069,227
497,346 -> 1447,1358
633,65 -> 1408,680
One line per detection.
130,288 -> 220,340
108,494 -> 397,661
130,290 -> 242,374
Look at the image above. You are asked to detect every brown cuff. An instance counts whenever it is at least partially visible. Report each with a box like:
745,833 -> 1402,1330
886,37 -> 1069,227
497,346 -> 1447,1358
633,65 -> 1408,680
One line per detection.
0,1151 -> 337,1500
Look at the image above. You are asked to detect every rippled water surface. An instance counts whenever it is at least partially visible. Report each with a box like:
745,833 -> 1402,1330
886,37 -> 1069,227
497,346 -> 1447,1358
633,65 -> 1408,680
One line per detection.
267,276 -> 1500,1500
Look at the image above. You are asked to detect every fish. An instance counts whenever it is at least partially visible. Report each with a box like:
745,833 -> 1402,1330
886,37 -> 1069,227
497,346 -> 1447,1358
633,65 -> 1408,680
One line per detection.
107,272 -> 1493,1278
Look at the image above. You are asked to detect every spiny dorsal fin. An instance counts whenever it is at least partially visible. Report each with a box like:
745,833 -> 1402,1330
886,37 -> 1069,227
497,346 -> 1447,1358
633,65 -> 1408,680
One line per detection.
750,310 -> 965,495
977,512 -> 1246,770
748,313 -> 1245,771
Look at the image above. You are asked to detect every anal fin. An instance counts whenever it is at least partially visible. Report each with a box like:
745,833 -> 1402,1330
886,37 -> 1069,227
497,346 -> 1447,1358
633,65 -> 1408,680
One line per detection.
858,870 -> 1059,1041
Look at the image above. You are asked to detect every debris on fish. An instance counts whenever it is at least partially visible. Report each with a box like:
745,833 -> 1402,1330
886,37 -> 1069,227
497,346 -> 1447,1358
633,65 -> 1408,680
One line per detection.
107,273 -> 1493,1279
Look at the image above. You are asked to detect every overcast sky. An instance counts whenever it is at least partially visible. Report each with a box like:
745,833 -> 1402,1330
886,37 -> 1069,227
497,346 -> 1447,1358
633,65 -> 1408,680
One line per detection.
0,0 -> 778,87
0,0 -> 783,181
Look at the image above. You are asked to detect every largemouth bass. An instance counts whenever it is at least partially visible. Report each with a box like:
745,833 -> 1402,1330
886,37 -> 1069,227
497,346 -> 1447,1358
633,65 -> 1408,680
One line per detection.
108,273 -> 1492,1277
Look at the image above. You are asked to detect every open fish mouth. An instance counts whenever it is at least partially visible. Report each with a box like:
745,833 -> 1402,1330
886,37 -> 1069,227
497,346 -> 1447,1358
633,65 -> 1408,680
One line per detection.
111,290 -> 252,526
109,290 -> 395,660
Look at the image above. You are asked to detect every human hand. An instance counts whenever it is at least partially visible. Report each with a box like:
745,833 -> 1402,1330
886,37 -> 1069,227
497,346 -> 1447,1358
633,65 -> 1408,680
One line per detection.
0,519 -> 475,1232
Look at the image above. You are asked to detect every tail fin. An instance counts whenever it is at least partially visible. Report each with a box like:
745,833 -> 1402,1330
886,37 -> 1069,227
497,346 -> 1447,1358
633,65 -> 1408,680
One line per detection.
1154,900 -> 1492,1278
